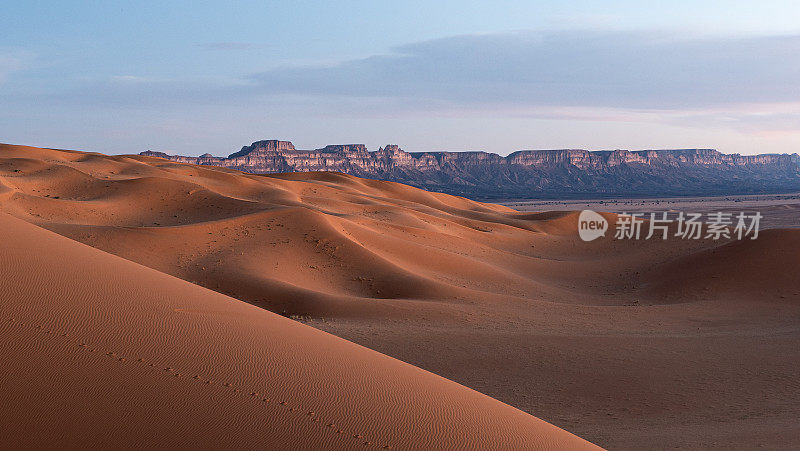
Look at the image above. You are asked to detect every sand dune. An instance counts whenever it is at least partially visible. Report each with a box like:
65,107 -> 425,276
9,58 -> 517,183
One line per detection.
2,143 -> 800,449
0,143 -> 750,313
0,212 -> 596,449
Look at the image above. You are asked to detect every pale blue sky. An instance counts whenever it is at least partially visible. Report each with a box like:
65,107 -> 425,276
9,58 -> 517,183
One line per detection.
1,1 -> 799,156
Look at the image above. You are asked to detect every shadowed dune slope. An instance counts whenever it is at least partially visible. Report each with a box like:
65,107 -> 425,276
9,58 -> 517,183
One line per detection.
0,213 -> 597,449
642,228 -> 800,302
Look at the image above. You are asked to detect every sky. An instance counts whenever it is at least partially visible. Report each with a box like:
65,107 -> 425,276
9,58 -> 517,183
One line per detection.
1,1 -> 799,156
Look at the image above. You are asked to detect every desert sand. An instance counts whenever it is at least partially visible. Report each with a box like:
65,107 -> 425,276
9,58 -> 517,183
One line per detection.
0,210 -> 595,449
2,143 -> 799,449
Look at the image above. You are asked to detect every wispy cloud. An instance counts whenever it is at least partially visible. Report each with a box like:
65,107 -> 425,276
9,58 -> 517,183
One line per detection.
13,31 -> 800,136
0,50 -> 33,84
247,30 -> 800,110
662,103 -> 800,134
111,75 -> 152,83
197,42 -> 253,51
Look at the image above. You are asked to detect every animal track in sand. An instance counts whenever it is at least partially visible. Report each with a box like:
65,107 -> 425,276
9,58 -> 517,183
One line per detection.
6,317 -> 393,449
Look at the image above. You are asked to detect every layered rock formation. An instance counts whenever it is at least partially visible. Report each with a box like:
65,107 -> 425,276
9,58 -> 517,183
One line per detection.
140,140 -> 800,199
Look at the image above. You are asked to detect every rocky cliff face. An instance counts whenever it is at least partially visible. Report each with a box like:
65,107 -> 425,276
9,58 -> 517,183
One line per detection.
140,140 -> 800,199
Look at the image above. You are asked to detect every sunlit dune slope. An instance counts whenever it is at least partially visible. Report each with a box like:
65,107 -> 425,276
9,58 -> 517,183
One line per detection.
2,143 -> 794,322
0,212 -> 597,449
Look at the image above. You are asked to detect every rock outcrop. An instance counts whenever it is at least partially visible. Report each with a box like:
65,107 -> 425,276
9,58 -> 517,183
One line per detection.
140,140 -> 800,199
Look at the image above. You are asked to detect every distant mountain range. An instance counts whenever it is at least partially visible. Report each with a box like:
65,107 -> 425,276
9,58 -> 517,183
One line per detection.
140,140 -> 800,199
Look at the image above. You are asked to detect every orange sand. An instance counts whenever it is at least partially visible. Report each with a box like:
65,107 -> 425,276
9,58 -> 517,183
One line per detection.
0,212 -> 595,449
2,143 -> 799,448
